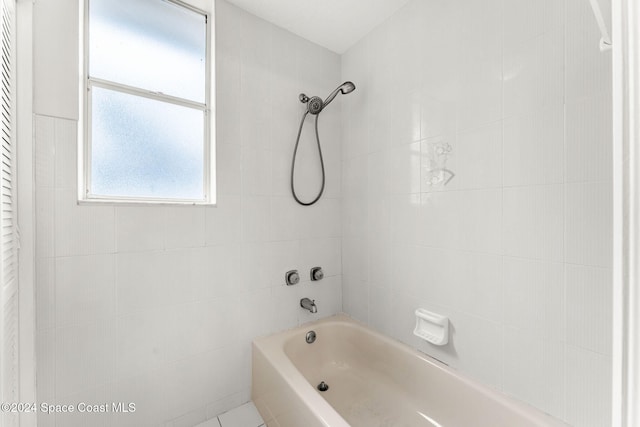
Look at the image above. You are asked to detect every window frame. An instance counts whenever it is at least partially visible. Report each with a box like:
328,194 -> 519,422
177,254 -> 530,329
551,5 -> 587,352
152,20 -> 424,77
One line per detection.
79,0 -> 216,206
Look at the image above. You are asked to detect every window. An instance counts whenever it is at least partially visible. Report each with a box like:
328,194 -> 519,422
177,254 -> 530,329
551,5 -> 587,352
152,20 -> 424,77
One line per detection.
82,0 -> 214,204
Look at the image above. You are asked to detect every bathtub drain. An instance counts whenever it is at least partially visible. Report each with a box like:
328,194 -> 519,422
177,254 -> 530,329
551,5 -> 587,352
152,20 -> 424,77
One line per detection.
306,331 -> 316,344
317,381 -> 329,392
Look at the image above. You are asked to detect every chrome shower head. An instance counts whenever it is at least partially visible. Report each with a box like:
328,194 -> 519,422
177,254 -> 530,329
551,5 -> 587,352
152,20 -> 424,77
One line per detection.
299,81 -> 356,115
307,96 -> 324,115
340,81 -> 356,94
323,81 -> 356,108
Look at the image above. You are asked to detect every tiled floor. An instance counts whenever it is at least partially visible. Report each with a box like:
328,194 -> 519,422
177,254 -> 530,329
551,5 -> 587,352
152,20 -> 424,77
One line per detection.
196,402 -> 265,427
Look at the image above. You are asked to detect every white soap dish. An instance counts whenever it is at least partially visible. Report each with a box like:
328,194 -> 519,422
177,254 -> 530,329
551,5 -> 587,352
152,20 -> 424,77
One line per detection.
413,308 -> 449,346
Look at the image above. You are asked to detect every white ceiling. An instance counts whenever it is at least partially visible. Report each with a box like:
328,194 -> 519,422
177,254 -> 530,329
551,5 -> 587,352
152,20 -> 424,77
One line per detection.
224,0 -> 412,54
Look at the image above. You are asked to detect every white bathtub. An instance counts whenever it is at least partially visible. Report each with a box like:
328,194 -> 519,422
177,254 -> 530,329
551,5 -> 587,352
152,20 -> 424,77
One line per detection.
252,314 -> 567,427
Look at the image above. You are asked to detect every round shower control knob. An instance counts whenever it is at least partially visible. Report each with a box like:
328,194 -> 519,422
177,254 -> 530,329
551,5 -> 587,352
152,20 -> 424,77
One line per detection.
311,267 -> 324,281
286,270 -> 300,286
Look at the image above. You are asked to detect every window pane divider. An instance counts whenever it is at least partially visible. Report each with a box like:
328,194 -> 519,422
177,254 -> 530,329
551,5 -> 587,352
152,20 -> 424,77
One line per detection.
88,77 -> 207,111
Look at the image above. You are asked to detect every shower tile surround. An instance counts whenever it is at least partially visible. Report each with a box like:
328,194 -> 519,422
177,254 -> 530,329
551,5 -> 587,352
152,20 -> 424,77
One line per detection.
34,1 -> 341,426
341,0 -> 612,427
31,2 -> 612,427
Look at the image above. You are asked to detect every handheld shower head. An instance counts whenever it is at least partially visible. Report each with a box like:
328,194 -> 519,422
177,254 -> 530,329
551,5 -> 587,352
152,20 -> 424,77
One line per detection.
291,80 -> 356,206
323,81 -> 356,109
340,81 -> 356,94
306,96 -> 324,115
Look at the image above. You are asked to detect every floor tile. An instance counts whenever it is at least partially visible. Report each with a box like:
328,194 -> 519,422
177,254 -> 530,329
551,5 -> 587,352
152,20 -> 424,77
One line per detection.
218,402 -> 264,427
194,417 -> 220,427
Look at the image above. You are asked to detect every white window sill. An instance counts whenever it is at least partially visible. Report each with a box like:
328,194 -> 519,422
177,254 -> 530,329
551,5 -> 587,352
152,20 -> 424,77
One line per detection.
78,198 -> 217,207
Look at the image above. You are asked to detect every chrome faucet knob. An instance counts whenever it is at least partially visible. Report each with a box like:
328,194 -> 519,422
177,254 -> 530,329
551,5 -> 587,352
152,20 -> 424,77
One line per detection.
311,267 -> 324,281
286,270 -> 300,286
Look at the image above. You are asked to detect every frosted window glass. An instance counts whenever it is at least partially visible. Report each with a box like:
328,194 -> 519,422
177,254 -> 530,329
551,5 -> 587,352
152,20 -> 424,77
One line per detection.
90,86 -> 204,200
89,0 -> 206,103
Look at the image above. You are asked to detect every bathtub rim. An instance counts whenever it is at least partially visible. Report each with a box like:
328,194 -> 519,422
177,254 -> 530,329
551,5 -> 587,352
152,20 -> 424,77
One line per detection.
253,321 -> 351,427
252,313 -> 568,427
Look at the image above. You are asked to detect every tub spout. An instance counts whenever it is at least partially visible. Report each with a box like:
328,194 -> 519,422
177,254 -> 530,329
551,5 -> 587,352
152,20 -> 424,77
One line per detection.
300,298 -> 317,313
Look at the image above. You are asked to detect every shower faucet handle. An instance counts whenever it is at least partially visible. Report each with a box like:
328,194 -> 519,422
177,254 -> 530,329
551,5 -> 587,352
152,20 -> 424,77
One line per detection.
311,267 -> 324,281
286,270 -> 300,286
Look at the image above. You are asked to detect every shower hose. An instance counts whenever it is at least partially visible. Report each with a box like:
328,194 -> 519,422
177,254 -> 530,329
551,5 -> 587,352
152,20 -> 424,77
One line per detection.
290,111 -> 325,206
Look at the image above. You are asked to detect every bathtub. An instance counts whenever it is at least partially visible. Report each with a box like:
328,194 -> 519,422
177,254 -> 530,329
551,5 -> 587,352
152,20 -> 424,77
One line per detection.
252,314 -> 567,427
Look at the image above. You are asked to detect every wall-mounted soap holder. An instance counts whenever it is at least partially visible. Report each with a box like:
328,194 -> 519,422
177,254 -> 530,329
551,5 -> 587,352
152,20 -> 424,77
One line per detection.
413,308 -> 449,346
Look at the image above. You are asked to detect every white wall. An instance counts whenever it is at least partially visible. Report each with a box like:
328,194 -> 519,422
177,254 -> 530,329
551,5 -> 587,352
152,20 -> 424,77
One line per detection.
33,1 -> 342,426
32,0 -> 616,425
341,0 -> 612,426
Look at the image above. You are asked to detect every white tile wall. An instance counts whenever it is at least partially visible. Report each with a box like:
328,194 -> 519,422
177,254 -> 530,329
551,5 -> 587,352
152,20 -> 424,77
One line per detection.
33,1 -> 342,426
503,105 -> 564,187
566,264 -> 613,355
502,330 -> 566,418
33,0 -> 78,120
36,258 -> 55,331
342,0 -> 612,426
33,0 -> 613,426
451,122 -> 503,190
457,55 -> 503,131
418,189 -> 502,254
502,185 -> 564,261
55,188 -> 115,256
565,181 -> 613,267
503,30 -> 564,119
502,0 -> 564,50
164,207 -> 207,249
115,207 -> 165,253
55,321 -> 115,398
503,257 -> 565,341
55,255 -> 115,327
205,196 -> 242,246
566,93 -> 613,183
566,345 -> 612,427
